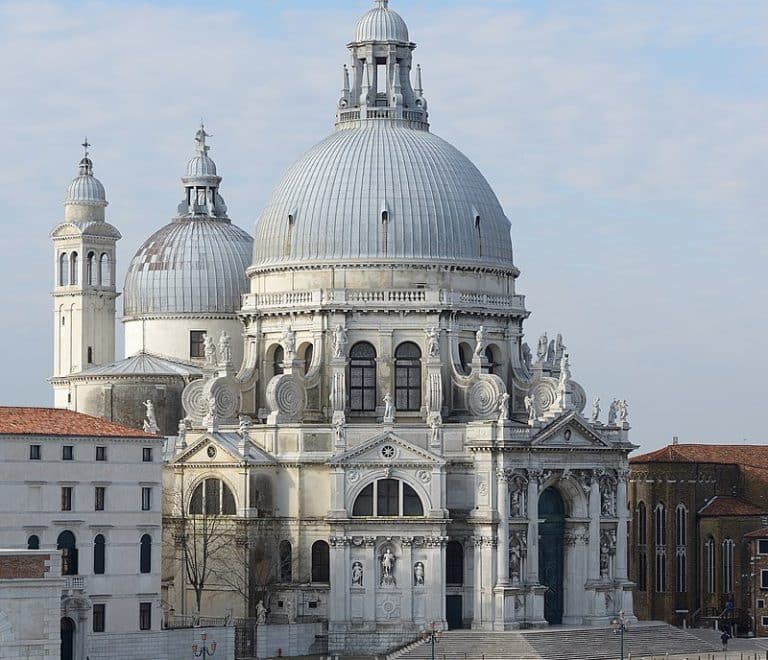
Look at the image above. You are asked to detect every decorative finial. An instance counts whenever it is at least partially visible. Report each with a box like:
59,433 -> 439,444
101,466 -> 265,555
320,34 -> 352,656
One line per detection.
81,137 -> 91,158
194,122 -> 212,155
375,0 -> 389,7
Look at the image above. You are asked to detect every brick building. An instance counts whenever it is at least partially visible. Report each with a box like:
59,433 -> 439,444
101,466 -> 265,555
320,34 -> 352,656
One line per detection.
628,443 -> 768,634
746,528 -> 768,636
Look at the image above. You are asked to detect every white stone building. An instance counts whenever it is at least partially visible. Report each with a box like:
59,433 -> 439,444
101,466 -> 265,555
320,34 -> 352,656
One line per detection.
46,1 -> 637,656
0,407 -> 164,660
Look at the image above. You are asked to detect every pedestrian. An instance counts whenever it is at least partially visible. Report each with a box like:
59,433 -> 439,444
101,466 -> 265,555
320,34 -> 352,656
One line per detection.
720,629 -> 731,651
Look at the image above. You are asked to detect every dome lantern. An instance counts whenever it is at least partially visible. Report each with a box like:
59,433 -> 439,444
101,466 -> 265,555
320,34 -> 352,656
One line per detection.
337,0 -> 428,130
65,138 -> 108,211
181,124 -> 227,218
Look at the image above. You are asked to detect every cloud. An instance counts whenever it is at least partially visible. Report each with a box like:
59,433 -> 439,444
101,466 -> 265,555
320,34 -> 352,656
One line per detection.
0,0 -> 765,450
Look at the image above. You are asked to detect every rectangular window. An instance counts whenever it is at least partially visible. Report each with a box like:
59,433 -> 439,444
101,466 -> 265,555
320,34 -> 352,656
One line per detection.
141,487 -> 152,511
758,539 -> 768,555
757,598 -> 765,609
62,445 -> 74,460
92,604 -> 105,633
29,445 -> 41,460
139,602 -> 152,631
95,446 -> 107,461
61,486 -> 73,511
142,447 -> 153,463
763,616 -> 768,627
761,570 -> 768,590
190,330 -> 206,359
723,539 -> 734,593
95,486 -> 105,512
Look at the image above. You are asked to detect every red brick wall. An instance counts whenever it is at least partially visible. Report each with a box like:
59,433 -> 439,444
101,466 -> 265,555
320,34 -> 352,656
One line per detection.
0,553 -> 50,579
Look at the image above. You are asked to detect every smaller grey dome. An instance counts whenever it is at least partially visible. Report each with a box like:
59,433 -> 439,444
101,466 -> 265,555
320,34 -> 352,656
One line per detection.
65,157 -> 107,206
355,0 -> 409,43
187,154 -> 217,177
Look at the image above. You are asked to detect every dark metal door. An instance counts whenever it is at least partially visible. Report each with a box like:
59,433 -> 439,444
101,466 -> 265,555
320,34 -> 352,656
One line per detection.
446,595 -> 463,629
61,618 -> 75,660
538,488 -> 565,625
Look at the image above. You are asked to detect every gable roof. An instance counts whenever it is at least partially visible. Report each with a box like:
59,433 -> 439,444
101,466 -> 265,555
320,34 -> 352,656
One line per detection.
745,527 -> 768,539
699,496 -> 766,517
631,444 -> 768,469
0,407 -> 156,439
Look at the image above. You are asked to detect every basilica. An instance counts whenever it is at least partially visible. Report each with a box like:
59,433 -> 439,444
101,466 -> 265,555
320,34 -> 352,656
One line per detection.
51,0 -> 636,655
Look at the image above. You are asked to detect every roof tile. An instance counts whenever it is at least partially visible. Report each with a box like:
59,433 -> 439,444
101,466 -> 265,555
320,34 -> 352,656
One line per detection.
699,496 -> 766,517
0,407 -> 156,439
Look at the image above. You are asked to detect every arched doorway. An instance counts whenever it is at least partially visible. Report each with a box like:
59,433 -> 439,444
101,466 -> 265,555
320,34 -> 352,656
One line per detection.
61,617 -> 75,660
538,487 -> 565,624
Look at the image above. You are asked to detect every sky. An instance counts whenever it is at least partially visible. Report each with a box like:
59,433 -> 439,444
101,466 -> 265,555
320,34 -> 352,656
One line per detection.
0,0 -> 766,454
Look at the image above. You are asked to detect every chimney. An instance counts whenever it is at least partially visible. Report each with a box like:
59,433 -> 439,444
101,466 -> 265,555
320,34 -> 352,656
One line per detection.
672,435 -> 679,446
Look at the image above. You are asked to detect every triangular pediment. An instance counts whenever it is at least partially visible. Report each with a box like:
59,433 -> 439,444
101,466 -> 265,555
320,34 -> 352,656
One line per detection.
531,411 -> 609,448
329,431 -> 445,467
171,432 -> 277,466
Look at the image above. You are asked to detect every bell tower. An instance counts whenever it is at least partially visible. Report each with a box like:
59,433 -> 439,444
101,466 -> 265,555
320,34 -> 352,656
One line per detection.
50,140 -> 121,408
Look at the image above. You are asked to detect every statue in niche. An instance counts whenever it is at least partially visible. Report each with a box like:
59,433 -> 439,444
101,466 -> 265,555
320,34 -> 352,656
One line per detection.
380,546 -> 396,586
383,392 -> 395,423
351,561 -> 363,586
509,530 -> 526,584
333,416 -> 345,444
255,600 -> 267,625
218,330 -> 232,365
204,334 -> 217,367
414,561 -> 425,586
333,324 -> 348,359
509,480 -> 525,517
427,412 -> 442,445
473,325 -> 486,357
142,400 -> 159,434
591,397 -> 601,424
497,392 -> 510,424
521,343 -> 532,370
426,327 -> 440,358
282,326 -> 296,359
602,487 -> 616,517
600,539 -> 611,578
536,333 -> 548,362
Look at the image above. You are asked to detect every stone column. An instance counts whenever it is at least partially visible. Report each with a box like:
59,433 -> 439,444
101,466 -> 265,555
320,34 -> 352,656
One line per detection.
402,537 -> 414,621
615,469 -> 629,582
329,537 -> 347,624
472,537 -> 484,629
525,473 -> 540,584
588,473 -> 601,581
496,468 -> 510,586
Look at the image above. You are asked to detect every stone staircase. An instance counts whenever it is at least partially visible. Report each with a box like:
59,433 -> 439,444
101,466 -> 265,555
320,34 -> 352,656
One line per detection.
390,623 -> 721,659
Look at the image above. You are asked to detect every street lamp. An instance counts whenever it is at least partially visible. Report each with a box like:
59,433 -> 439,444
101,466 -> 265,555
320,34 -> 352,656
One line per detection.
192,631 -> 217,657
422,622 -> 441,660
611,611 -> 629,660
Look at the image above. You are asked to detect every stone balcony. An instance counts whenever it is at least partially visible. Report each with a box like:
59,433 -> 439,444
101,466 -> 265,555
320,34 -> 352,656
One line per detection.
241,289 -> 526,315
63,575 -> 86,592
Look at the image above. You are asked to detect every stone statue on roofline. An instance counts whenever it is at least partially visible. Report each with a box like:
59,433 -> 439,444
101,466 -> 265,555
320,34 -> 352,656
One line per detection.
142,400 -> 160,434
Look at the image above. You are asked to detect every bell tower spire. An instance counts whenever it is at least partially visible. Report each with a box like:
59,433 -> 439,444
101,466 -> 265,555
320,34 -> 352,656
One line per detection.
50,141 -> 121,408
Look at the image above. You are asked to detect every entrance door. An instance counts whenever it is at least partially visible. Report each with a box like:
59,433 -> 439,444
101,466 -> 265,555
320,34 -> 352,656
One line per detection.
446,595 -> 463,629
61,617 -> 75,660
538,487 -> 565,625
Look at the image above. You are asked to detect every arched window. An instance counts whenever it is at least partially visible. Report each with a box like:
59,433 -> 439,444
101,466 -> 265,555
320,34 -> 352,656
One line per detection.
303,344 -> 314,375
57,530 -> 78,576
272,345 -> 284,377
86,252 -> 96,286
446,541 -> 464,585
140,534 -> 152,574
311,540 -> 330,583
93,534 -> 105,575
352,479 -> 424,517
655,548 -> 666,593
27,535 -> 40,550
637,550 -> 648,592
395,342 -> 421,411
654,503 -> 666,546
349,342 -> 377,412
279,540 -> 292,582
675,504 -> 687,546
637,501 -> 647,544
70,252 -> 79,285
59,253 -> 69,286
723,538 -> 734,594
458,343 -> 472,375
705,536 -> 716,593
676,547 -> 687,593
485,345 -> 501,376
189,478 -> 237,515
99,253 -> 110,287
474,214 -> 482,257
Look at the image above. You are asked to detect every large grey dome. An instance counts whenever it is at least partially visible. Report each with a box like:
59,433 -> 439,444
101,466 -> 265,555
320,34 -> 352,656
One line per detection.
124,127 -> 253,318
124,218 -> 252,317
251,121 -> 514,270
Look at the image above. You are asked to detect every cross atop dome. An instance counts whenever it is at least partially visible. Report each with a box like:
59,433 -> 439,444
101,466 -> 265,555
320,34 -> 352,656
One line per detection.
78,137 -> 94,176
